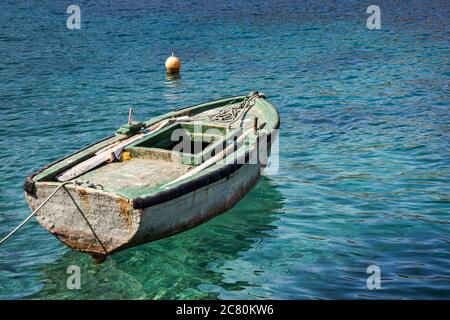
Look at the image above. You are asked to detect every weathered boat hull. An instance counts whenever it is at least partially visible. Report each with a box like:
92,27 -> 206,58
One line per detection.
133,163 -> 262,247
25,184 -> 141,256
25,163 -> 262,258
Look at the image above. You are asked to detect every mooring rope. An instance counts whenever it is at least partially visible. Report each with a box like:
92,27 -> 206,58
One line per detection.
63,184 -> 109,256
0,182 -> 109,257
0,182 -> 73,245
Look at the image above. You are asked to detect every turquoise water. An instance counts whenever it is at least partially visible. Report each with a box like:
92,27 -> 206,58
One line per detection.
0,0 -> 449,299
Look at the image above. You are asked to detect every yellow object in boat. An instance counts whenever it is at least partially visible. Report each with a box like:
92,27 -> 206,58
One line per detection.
120,151 -> 132,161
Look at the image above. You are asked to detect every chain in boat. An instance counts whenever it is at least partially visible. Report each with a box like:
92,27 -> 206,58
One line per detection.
209,92 -> 261,128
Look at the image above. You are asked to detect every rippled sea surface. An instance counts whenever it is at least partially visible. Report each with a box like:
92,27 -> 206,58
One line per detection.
0,0 -> 449,299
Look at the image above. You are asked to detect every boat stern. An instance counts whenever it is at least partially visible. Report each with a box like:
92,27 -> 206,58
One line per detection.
24,182 -> 141,260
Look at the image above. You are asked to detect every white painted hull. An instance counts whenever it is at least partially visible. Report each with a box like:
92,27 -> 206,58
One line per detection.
25,163 -> 262,258
132,163 -> 262,246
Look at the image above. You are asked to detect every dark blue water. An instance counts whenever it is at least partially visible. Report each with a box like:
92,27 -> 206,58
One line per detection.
0,0 -> 449,299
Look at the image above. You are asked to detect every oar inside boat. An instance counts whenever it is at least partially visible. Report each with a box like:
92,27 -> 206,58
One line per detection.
55,115 -> 191,182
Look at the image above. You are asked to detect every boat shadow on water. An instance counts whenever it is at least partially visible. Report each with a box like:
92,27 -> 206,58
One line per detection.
28,176 -> 284,299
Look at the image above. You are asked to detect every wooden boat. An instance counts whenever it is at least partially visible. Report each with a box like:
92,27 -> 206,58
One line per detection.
23,92 -> 280,262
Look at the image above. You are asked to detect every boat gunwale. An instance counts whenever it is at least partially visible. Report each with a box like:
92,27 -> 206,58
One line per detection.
23,133 -> 118,195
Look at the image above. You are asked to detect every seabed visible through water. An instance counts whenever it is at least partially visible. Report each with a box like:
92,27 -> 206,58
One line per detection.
0,1 -> 449,299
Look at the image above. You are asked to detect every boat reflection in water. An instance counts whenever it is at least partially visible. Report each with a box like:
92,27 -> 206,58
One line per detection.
29,176 -> 284,299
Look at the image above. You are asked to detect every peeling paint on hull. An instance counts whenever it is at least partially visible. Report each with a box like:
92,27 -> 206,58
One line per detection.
25,163 -> 262,260
132,163 -> 262,247
25,185 -> 141,256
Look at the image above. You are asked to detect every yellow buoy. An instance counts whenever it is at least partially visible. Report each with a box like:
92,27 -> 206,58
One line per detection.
165,52 -> 181,74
